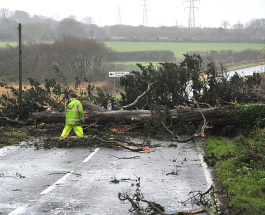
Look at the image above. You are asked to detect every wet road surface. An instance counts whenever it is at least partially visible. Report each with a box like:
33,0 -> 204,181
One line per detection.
227,64 -> 265,78
0,139 -> 211,215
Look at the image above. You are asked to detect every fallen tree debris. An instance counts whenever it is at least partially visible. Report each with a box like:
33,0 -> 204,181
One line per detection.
37,136 -> 151,152
118,177 -> 219,215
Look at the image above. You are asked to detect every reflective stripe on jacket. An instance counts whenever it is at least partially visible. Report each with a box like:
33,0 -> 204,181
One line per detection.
65,98 -> 84,125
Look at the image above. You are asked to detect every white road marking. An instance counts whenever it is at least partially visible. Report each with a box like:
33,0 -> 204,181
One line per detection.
8,205 -> 27,215
9,148 -> 100,214
40,170 -> 74,194
82,147 -> 100,162
196,143 -> 213,188
40,148 -> 100,195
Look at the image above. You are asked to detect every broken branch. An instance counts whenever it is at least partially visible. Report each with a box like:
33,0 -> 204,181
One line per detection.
119,177 -> 218,215
122,82 -> 157,110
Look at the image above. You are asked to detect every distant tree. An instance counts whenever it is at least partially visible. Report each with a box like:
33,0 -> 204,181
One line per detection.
217,27 -> 225,35
84,24 -> 98,39
81,16 -> 94,25
49,36 -> 111,81
12,10 -> 31,23
0,8 -> 13,19
246,18 -> 265,29
232,21 -> 244,30
0,16 -> 17,28
259,19 -> 265,28
23,23 -> 43,40
95,27 -> 108,37
0,13 -> 17,40
57,18 -> 85,37
32,14 -> 50,23
68,15 -> 77,20
0,36 -> 111,82
43,29 -> 50,40
221,20 -> 230,29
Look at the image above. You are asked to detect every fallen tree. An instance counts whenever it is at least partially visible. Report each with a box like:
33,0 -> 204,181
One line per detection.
3,55 -> 265,143
33,100 -> 236,126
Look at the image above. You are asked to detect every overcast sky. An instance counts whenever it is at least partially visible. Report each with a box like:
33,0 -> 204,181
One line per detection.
1,0 -> 265,28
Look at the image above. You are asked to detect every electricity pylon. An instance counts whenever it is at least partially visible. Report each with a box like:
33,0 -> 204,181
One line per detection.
118,7 -> 121,25
140,0 -> 149,26
183,0 -> 199,28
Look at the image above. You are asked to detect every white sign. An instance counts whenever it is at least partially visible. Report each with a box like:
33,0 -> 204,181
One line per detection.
109,71 -> 129,78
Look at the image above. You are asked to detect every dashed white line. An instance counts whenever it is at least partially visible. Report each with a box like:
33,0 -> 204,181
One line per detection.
9,148 -> 100,214
40,148 -> 100,194
82,147 -> 100,162
40,170 -> 74,194
8,205 -> 28,215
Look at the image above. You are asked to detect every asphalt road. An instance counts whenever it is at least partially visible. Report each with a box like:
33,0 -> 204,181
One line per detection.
0,138 -> 212,215
228,64 -> 265,78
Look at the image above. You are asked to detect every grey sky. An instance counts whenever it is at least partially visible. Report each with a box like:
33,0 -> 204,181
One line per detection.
1,0 -> 265,27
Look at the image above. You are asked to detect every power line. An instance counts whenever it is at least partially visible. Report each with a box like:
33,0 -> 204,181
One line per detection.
183,0 -> 199,28
0,27 -> 17,31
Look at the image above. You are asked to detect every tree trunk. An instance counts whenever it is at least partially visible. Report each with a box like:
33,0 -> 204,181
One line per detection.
33,100 -> 236,126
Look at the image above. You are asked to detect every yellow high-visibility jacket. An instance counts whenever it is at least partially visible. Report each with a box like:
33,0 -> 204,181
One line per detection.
65,98 -> 84,125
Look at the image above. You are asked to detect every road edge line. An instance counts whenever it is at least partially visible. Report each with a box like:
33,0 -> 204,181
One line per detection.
196,143 -> 213,188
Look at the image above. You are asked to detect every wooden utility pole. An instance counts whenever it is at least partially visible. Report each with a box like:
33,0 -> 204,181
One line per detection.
18,23 -> 22,103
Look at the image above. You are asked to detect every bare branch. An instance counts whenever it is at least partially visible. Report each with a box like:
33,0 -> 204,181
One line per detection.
118,177 -> 218,215
0,117 -> 33,126
160,100 -> 209,142
122,82 -> 157,110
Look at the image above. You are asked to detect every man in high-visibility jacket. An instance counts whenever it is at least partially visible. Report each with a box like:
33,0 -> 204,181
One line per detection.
60,93 -> 85,140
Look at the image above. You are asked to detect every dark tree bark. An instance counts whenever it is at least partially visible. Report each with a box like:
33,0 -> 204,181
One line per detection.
33,100 -> 237,126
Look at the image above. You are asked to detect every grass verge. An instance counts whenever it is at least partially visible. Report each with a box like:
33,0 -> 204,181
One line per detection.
0,129 -> 28,148
203,132 -> 265,215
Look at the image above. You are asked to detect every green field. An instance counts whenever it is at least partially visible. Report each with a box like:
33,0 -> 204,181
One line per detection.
0,42 -> 18,48
2,41 -> 264,60
105,42 -> 265,59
